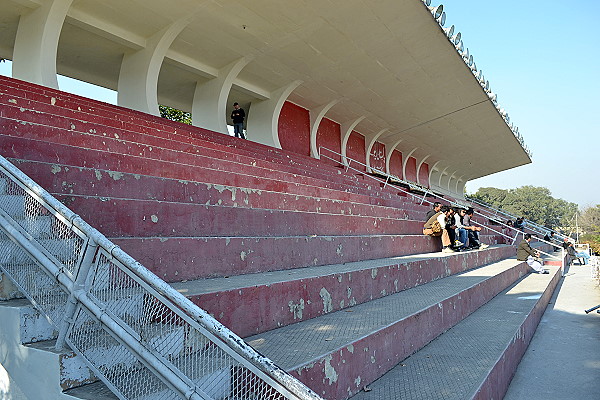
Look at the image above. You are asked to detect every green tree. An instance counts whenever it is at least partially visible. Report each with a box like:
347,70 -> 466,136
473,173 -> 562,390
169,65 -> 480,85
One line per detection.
469,186 -> 577,228
579,205 -> 600,234
159,105 -> 192,125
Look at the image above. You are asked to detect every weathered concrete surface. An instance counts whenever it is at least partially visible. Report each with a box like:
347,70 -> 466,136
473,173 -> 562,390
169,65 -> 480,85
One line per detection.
504,264 -> 600,400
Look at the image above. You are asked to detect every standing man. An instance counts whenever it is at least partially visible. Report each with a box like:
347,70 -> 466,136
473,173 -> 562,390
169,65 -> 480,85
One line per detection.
231,102 -> 246,139
517,234 -> 548,274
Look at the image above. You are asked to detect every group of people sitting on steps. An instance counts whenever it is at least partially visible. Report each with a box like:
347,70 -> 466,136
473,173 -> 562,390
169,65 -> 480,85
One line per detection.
422,202 -> 489,253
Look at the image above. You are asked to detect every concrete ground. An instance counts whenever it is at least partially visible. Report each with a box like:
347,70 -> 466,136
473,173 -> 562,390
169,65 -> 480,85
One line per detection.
504,263 -> 600,400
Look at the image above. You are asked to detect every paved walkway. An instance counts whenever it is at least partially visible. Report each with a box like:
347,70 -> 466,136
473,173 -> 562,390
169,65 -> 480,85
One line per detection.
504,263 -> 600,400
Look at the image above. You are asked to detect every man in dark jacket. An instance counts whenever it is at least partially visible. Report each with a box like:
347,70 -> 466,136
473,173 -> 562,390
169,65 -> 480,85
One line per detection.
231,102 -> 246,139
517,234 -> 548,274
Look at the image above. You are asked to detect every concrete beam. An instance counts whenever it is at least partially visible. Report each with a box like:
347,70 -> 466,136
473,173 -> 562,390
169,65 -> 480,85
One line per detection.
12,0 -> 74,89
192,57 -> 251,134
117,16 -> 194,115
384,138 -> 404,176
339,116 -> 366,165
246,80 -> 302,148
365,129 -> 388,173
309,100 -> 340,159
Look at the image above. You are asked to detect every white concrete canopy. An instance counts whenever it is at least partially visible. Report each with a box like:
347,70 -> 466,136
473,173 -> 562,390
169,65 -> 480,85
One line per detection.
0,0 -> 532,194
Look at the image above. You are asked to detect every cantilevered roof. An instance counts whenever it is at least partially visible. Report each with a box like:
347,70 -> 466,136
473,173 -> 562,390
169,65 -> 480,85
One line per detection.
0,0 -> 531,183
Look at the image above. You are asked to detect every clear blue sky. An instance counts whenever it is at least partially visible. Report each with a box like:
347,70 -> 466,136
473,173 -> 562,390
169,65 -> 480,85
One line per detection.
440,0 -> 599,209
1,0 -> 598,208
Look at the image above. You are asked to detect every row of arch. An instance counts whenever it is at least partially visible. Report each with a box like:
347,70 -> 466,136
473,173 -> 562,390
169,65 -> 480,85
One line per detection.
9,0 -> 467,196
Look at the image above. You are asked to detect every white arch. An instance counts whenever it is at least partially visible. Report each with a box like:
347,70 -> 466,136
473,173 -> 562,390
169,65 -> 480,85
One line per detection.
340,116 -> 366,165
192,57 -> 251,133
416,155 -> 431,186
365,129 -> 388,173
438,166 -> 450,188
246,80 -> 302,148
428,160 -> 443,187
309,100 -> 340,159
384,138 -> 404,176
118,16 -> 194,115
12,0 -> 74,89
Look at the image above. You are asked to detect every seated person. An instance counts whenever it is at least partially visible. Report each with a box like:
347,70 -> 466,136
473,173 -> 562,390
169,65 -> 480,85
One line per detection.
517,234 -> 548,274
567,243 -> 591,265
566,243 -> 581,265
463,209 -> 489,250
514,217 -> 525,231
423,205 -> 457,253
453,208 -> 468,250
425,202 -> 442,222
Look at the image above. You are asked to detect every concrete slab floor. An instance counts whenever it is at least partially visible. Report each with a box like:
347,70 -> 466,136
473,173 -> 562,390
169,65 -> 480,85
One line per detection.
504,264 -> 600,400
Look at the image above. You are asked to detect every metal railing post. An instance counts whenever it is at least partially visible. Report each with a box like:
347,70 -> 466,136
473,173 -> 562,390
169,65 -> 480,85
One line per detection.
55,237 -> 98,350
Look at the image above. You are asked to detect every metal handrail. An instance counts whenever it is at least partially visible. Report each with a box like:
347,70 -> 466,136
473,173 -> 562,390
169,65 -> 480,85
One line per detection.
0,154 -> 322,400
466,196 -> 573,243
319,147 -> 525,245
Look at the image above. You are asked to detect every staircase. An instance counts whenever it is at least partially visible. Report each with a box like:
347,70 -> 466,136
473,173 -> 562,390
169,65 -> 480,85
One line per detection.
0,75 -> 559,399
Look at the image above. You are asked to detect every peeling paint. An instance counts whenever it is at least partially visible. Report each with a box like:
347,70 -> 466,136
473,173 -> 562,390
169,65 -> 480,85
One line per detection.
371,268 -> 378,279
108,171 -> 124,181
150,215 -> 159,223
354,376 -> 361,387
320,288 -> 333,313
347,287 -> 352,299
336,244 -> 343,256
50,165 -> 61,174
95,170 -> 102,181
240,251 -> 247,261
347,344 -> 354,354
323,355 -> 338,385
288,299 -> 305,320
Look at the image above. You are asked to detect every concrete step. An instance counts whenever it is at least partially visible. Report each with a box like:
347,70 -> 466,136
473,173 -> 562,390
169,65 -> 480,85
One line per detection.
2,135 -> 412,211
245,258 -> 536,399
0,298 -> 97,397
350,265 -> 561,400
52,194 -> 426,237
172,245 -> 516,337
0,101 -> 369,193
0,76 -> 368,183
112,234 -> 441,281
0,122 -> 389,202
0,111 -> 380,199
9,159 -> 429,220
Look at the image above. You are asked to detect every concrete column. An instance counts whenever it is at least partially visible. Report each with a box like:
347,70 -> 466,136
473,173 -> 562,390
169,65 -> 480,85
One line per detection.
438,166 -> 450,188
428,160 -> 443,189
118,16 -> 193,115
192,57 -> 251,133
456,179 -> 467,198
12,0 -> 74,89
365,129 -> 388,173
384,138 -> 404,177
309,100 -> 339,158
246,80 -> 302,148
402,147 -> 418,181
416,155 -> 431,186
442,170 -> 458,193
339,116 -> 366,165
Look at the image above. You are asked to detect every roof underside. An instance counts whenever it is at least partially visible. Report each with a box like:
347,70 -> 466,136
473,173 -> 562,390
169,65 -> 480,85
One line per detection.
0,0 -> 531,181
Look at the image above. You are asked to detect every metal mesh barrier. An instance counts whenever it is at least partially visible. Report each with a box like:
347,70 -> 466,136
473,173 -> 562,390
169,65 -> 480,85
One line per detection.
0,156 -> 321,400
